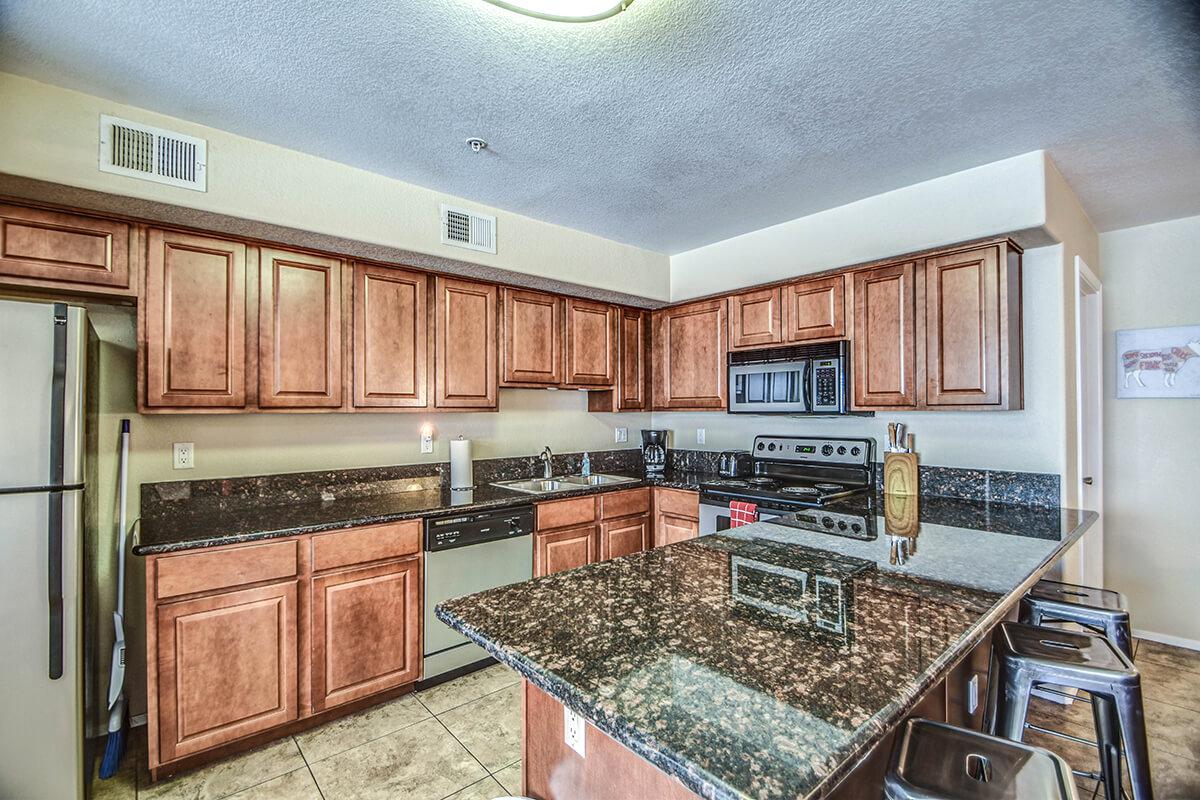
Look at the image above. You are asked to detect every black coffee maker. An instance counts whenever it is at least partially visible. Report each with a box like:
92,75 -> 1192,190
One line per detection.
640,429 -> 668,475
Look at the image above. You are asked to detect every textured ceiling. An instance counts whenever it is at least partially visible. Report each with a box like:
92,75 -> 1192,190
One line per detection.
1,0 -> 1198,253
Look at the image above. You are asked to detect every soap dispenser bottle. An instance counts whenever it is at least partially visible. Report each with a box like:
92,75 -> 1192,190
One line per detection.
581,451 -> 591,477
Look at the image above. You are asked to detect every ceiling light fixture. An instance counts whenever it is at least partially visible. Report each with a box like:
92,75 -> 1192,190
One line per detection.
483,0 -> 633,22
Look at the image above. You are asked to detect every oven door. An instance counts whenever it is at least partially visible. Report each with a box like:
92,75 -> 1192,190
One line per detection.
699,499 -> 782,536
728,359 -> 811,413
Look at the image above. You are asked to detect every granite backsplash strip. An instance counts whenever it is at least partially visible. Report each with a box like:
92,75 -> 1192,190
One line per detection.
142,448 -> 644,518
667,448 -> 722,473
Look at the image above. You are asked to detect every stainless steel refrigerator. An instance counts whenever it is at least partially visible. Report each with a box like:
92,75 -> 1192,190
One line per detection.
0,298 -> 87,799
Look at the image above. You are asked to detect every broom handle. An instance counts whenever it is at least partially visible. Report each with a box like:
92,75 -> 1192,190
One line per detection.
116,419 -> 130,620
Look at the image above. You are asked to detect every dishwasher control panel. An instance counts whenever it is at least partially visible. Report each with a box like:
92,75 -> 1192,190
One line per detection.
425,505 -> 535,552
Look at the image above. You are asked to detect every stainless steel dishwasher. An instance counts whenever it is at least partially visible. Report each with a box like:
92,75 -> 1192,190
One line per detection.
422,504 -> 534,683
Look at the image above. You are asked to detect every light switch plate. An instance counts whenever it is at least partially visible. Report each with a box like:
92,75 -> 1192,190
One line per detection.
696,428 -> 706,445
564,706 -> 586,757
173,442 -> 194,470
614,427 -> 628,443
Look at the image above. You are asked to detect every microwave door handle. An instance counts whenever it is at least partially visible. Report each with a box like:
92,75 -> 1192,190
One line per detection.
802,360 -> 814,412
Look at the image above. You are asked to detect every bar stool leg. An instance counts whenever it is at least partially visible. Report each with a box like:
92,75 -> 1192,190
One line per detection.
1116,682 -> 1155,800
1093,695 -> 1124,800
996,671 -> 1034,741
1018,601 -> 1042,627
1107,615 -> 1134,662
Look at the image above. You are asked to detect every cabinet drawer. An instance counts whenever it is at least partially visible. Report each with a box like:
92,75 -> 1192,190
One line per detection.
312,520 -> 422,573
600,487 -> 650,520
155,539 -> 299,600
536,496 -> 597,530
654,488 -> 699,520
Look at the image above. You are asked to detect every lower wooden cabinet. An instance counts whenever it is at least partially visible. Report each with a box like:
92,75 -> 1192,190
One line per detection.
653,487 -> 700,547
600,516 -> 650,560
534,488 -> 657,577
154,581 -> 299,763
145,520 -> 423,777
535,523 -> 598,577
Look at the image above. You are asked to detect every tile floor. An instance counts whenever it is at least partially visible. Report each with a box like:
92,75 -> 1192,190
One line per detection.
93,642 -> 1200,800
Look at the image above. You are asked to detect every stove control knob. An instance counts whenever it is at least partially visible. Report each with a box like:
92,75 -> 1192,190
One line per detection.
851,523 -> 862,533
823,517 -> 835,529
757,442 -> 765,451
851,446 -> 861,457
821,444 -> 834,456
837,521 -> 848,531
767,443 -> 776,451
837,446 -> 847,455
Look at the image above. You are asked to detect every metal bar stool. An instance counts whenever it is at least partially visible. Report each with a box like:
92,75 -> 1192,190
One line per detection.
985,621 -> 1153,800
885,717 -> 1078,799
1020,579 -> 1134,660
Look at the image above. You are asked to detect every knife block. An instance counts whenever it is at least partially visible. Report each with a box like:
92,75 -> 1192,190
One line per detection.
883,451 -> 920,497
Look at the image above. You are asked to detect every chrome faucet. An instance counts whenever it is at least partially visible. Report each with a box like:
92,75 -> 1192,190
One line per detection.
539,446 -> 553,478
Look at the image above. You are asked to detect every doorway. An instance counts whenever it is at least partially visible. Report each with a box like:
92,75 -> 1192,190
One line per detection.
1073,256 -> 1104,588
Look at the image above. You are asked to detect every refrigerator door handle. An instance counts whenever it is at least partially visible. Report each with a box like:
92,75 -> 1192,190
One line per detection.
46,304 -> 68,681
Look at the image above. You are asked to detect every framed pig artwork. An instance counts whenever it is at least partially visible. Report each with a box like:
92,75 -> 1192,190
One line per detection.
1116,324 -> 1200,398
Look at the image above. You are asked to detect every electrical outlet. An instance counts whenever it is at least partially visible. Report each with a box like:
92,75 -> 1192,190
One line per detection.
614,427 -> 628,444
696,428 -> 706,445
564,706 -> 586,757
173,442 -> 194,470
420,426 -> 434,454
967,673 -> 979,715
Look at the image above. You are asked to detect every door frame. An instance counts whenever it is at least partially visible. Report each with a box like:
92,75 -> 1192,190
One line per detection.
1072,255 -> 1104,588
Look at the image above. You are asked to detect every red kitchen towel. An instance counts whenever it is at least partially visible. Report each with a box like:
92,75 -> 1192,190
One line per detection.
730,500 -> 758,528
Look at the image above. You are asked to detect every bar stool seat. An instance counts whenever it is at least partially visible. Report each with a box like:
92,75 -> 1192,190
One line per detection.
885,718 -> 1078,799
986,621 -> 1153,800
1020,579 -> 1133,659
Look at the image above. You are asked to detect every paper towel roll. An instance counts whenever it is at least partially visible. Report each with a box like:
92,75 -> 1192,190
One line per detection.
450,437 -> 473,489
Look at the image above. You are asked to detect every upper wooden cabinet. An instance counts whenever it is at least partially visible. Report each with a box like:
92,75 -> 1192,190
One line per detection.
352,263 -> 428,408
501,288 -> 562,386
922,243 -> 1022,409
784,274 -> 845,342
143,230 -> 247,408
852,261 -> 917,408
0,203 -> 133,295
616,308 -> 647,410
258,248 -> 343,409
434,276 -> 498,409
564,298 -> 617,387
652,298 -> 727,410
729,287 -> 783,349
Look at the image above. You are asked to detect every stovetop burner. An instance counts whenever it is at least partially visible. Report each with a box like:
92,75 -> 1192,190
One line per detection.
711,479 -> 750,488
780,486 -> 820,495
814,483 -> 844,491
746,477 -> 778,486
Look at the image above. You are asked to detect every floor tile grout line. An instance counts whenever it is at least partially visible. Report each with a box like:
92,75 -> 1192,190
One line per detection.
432,715 -> 494,787
294,702 -> 435,766
420,678 -> 521,717
292,734 -> 328,800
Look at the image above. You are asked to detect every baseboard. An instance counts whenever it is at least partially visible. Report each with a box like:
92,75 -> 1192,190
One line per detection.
1134,628 -> 1200,652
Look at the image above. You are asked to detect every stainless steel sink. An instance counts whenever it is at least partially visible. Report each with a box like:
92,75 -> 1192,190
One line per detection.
560,473 -> 638,487
491,478 -> 575,494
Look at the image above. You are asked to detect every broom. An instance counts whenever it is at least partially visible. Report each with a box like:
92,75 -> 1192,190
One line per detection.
99,419 -> 130,779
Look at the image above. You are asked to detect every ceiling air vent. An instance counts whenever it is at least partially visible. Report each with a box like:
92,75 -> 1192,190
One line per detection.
440,204 -> 496,254
98,114 -> 207,192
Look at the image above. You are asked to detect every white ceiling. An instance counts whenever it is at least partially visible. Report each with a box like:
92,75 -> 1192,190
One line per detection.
2,0 -> 1198,254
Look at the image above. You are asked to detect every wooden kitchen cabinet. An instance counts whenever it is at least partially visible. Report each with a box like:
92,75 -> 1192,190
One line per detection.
143,229 -> 247,409
653,488 -> 700,547
852,261 -> 917,408
535,524 -> 598,577
728,287 -> 783,349
153,580 -> 299,763
0,202 -> 134,295
923,243 -> 1022,409
600,517 -> 650,560
258,248 -> 344,408
434,276 -> 498,408
784,274 -> 845,342
652,298 -> 727,410
501,287 -> 562,386
352,262 -> 428,408
587,307 -> 648,412
565,297 -> 618,387
534,488 -> 652,576
311,556 -> 421,712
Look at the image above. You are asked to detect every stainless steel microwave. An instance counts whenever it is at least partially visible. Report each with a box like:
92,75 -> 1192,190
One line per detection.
727,341 -> 849,414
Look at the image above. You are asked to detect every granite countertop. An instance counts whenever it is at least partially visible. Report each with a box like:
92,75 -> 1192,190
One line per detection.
133,469 -> 711,555
437,500 -> 1098,800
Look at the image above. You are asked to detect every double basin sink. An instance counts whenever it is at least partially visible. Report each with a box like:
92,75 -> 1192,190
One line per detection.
492,473 -> 638,495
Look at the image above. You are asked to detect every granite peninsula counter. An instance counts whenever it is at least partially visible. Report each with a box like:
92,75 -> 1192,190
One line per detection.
437,500 -> 1097,800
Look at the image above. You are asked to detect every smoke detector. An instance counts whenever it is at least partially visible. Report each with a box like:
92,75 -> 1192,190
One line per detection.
466,138 -> 489,153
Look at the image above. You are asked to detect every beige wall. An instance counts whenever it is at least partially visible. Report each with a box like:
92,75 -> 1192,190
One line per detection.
1100,214 -> 1200,645
657,244 -> 1067,475
0,73 -> 671,300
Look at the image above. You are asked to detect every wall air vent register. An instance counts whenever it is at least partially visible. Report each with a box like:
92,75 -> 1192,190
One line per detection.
98,114 -> 207,192
440,203 -> 497,254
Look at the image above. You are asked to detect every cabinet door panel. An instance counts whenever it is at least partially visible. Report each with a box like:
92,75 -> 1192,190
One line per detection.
312,558 -> 421,711
502,288 -> 562,385
925,246 -> 1001,406
617,308 -> 647,409
652,299 -> 727,409
435,277 -> 498,408
258,248 -> 343,408
155,581 -> 298,762
353,263 -> 428,408
0,203 -> 131,292
654,513 -> 698,548
565,298 -> 617,386
600,516 -> 649,560
729,287 -> 782,349
785,275 -> 845,342
852,262 -> 916,408
535,525 -> 597,577
144,230 -> 246,407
